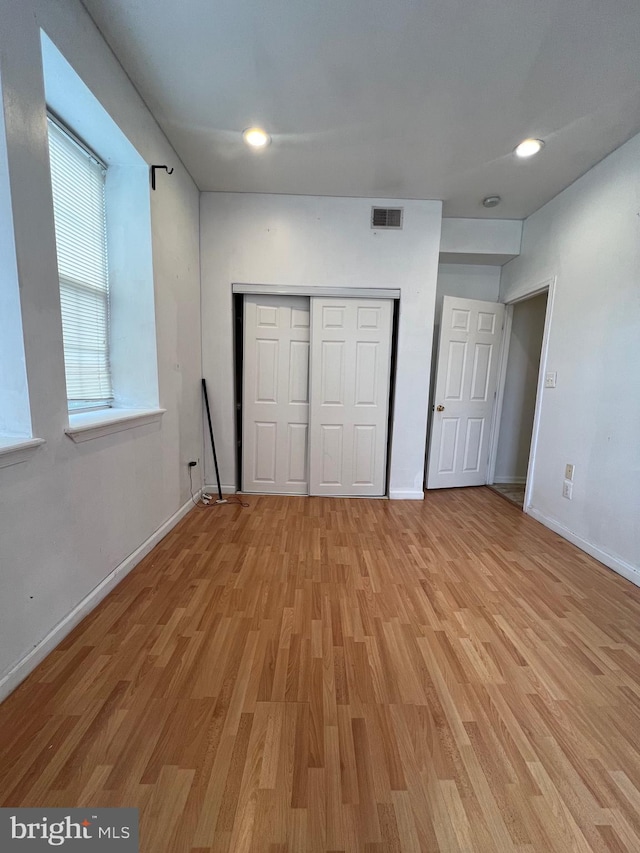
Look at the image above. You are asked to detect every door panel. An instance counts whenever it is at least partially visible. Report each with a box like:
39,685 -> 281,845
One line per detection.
471,343 -> 492,401
254,422 -> 277,483
427,296 -> 505,489
309,297 -> 392,496
353,424 -> 376,485
463,418 -> 484,471
288,341 -> 309,403
243,295 -> 310,494
439,418 -> 459,473
255,339 -> 278,402
445,341 -> 466,399
355,342 -> 378,405
320,424 -> 343,485
287,423 -> 308,483
321,341 -> 345,405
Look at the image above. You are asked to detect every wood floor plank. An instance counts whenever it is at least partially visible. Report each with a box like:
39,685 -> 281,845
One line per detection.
2,487 -> 640,851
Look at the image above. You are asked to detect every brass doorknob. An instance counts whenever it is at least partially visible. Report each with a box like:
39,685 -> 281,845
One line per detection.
436,405 -> 445,412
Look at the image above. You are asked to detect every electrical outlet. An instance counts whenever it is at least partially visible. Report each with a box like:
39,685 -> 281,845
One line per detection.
562,480 -> 573,500
545,372 -> 557,388
565,463 -> 574,481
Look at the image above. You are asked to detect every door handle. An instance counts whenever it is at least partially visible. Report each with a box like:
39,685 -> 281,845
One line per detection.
436,405 -> 445,412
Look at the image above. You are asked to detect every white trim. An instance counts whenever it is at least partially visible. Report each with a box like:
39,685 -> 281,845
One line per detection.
0,493 -> 199,703
65,408 -> 165,442
487,305 -> 513,484
503,276 -> 555,305
204,484 -> 237,495
527,507 -> 640,589
229,488 -> 389,500
522,277 -> 556,510
389,489 -> 424,500
0,437 -> 45,469
487,276 -> 556,512
492,475 -> 527,484
232,283 -> 401,300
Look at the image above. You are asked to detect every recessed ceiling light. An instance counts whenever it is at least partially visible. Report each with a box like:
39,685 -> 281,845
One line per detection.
482,195 -> 501,208
243,127 -> 271,149
514,138 -> 544,158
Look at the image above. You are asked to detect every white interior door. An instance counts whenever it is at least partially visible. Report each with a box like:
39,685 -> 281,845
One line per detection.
243,295 -> 310,494
309,297 -> 393,496
427,296 -> 505,489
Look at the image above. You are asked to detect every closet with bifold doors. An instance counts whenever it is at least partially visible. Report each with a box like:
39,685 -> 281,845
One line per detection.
242,293 -> 394,497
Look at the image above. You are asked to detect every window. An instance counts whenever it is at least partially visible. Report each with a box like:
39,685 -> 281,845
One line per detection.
41,30 -> 162,442
47,117 -> 113,411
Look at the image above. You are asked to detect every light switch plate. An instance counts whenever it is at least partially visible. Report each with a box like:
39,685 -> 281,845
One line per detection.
545,372 -> 557,388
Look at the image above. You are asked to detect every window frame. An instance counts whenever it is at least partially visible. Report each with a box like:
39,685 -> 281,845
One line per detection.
41,29 -> 164,444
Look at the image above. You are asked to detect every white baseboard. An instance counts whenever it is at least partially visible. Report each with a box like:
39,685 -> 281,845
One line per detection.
492,476 -> 527,485
204,484 -> 237,495
527,506 -> 640,589
389,489 -> 424,500
0,494 -> 199,704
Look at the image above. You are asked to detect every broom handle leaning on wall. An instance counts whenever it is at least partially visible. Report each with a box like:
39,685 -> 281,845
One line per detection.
202,378 -> 224,503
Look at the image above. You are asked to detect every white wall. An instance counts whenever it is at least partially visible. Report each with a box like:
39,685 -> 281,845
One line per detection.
435,264 -> 501,326
0,73 -> 31,438
439,218 -> 522,265
501,132 -> 640,581
494,292 -> 547,482
0,0 -> 202,697
200,193 -> 443,499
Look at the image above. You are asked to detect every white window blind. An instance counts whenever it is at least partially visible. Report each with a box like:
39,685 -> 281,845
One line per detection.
47,118 -> 113,407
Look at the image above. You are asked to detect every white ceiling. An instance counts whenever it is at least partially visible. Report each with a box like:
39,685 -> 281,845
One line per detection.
81,0 -> 640,218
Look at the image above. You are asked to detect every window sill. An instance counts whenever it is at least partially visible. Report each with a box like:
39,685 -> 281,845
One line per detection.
65,408 -> 166,443
0,437 -> 46,469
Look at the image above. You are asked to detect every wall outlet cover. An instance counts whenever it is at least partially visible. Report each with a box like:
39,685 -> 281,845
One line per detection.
562,480 -> 573,499
565,463 -> 574,481
545,372 -> 557,388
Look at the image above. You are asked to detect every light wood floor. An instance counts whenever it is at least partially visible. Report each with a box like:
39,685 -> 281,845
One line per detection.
2,488 -> 640,852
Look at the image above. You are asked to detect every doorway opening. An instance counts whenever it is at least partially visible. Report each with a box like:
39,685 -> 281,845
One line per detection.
488,289 -> 548,509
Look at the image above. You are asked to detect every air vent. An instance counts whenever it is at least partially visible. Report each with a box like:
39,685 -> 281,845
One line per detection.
371,207 -> 403,229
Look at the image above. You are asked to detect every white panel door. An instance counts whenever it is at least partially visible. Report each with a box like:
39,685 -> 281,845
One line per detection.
243,295 -> 310,494
427,296 -> 505,489
309,297 -> 393,496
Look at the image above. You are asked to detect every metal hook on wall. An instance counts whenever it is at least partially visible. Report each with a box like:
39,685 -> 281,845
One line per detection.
150,164 -> 174,191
